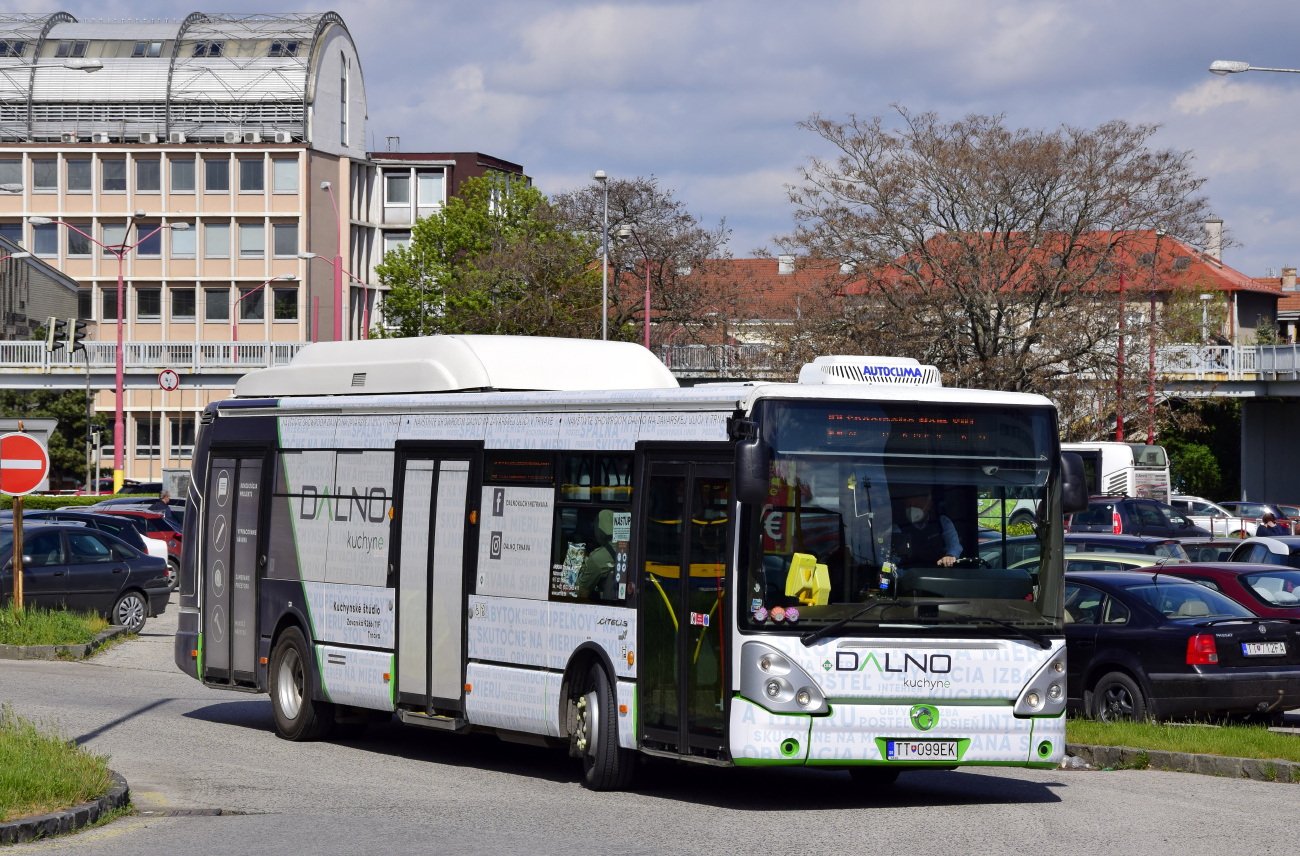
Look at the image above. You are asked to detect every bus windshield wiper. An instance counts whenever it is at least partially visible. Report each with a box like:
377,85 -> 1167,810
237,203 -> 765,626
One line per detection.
919,615 -> 1052,649
800,600 -> 969,647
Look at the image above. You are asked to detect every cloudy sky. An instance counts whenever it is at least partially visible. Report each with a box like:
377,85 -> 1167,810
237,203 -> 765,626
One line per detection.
24,0 -> 1300,274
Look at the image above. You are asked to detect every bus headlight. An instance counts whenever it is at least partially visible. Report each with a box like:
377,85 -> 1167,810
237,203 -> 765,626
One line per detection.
741,641 -> 827,715
1014,647 -> 1068,717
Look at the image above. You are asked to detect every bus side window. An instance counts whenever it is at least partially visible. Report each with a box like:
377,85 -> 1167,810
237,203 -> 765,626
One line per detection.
550,453 -> 633,604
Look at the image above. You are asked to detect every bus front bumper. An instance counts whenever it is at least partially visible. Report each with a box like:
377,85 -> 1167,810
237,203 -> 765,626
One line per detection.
729,697 -> 1064,768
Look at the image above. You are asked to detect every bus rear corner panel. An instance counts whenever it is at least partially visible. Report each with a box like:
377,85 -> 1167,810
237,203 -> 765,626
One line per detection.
174,611 -> 200,679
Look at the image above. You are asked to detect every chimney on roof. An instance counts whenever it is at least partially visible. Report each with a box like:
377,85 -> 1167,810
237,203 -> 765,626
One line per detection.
778,254 -> 795,275
1205,219 -> 1223,263
1285,267 -> 1297,291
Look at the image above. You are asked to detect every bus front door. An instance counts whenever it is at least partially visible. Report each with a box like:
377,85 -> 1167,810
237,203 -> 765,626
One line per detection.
640,461 -> 732,758
393,451 -> 474,715
202,455 -> 266,687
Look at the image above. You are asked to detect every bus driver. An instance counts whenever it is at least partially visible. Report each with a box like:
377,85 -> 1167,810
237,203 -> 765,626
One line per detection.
891,486 -> 962,568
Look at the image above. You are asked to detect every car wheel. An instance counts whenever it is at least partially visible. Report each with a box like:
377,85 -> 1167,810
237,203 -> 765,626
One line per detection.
1091,671 -> 1147,722
1008,511 -> 1035,528
849,767 -> 900,789
167,559 -> 180,591
269,627 -> 335,741
572,662 -> 635,791
111,591 -> 147,633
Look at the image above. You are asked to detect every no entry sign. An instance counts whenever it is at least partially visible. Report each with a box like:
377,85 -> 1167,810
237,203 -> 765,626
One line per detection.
0,432 -> 50,496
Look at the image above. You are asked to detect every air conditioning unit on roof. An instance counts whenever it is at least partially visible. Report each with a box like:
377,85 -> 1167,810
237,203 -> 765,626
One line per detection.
273,130 -> 292,144
60,132 -> 76,143
168,131 -> 186,144
243,131 -> 261,144
91,132 -> 110,144
138,131 -> 158,144
223,130 -> 240,144
798,355 -> 943,387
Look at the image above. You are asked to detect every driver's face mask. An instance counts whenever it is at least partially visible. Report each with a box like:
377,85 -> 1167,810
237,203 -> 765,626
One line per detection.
906,504 -> 927,525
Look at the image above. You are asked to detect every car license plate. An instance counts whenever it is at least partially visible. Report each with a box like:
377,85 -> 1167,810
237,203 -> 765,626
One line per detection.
1242,642 -> 1287,657
886,740 -> 959,761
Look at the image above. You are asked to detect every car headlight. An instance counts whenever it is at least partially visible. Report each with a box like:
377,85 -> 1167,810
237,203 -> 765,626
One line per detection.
741,641 -> 827,714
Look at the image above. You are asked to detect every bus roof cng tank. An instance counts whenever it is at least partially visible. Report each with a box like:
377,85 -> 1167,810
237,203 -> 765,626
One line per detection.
233,335 -> 680,397
797,355 -> 943,387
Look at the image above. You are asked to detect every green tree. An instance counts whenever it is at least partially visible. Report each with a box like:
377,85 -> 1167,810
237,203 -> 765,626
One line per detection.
1161,398 -> 1240,499
375,175 -> 602,339
0,389 -> 111,489
1164,438 -> 1222,497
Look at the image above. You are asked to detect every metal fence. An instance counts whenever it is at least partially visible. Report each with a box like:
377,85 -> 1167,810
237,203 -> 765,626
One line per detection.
658,344 -> 777,374
0,341 -> 310,372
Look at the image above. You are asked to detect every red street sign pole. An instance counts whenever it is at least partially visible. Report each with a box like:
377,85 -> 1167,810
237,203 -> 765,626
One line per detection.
2,427 -> 51,616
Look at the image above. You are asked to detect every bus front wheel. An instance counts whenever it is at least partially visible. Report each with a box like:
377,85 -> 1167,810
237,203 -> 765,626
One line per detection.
572,663 -> 635,791
270,627 -> 335,741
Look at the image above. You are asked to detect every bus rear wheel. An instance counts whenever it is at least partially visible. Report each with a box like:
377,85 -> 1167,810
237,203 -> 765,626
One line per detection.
572,663 -> 635,791
270,627 -> 335,741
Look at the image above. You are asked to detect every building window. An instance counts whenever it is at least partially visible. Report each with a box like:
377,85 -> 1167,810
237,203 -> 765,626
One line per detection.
136,288 -> 161,320
32,159 -> 57,192
136,159 -> 161,193
33,223 -> 57,257
132,41 -> 163,58
67,159 -> 91,192
205,159 -> 229,193
273,287 -> 298,320
67,224 -> 91,256
272,223 -> 298,257
171,288 -> 196,320
383,232 -> 411,254
54,40 -> 88,58
0,40 -> 27,58
101,288 -> 119,322
204,223 -> 230,258
239,287 -> 264,321
171,225 -> 196,258
269,40 -> 299,57
340,52 -> 349,145
272,158 -> 298,193
0,223 -> 23,246
135,416 -> 161,459
135,223 -> 161,257
102,159 -> 126,193
192,41 -> 223,57
101,223 -> 127,257
239,223 -> 265,258
77,289 -> 92,320
170,416 -> 196,459
205,288 -> 229,321
171,159 -> 195,193
417,171 -> 444,207
0,159 -> 19,187
384,171 -> 410,205
239,159 -> 264,192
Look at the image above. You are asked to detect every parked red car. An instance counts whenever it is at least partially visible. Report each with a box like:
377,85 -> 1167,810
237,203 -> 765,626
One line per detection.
98,508 -> 183,573
1161,563 -> 1300,619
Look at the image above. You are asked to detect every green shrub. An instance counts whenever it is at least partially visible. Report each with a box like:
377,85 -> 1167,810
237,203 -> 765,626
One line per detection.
0,606 -> 108,647
1,494 -> 157,511
0,703 -> 113,823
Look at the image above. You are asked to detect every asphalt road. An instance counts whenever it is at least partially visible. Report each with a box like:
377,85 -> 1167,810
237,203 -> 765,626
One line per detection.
2,598 -> 1297,855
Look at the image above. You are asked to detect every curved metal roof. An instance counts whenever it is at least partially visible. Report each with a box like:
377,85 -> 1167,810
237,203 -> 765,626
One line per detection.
0,11 -> 354,142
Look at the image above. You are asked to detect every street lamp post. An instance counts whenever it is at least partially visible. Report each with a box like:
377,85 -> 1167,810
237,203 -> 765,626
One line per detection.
1200,293 -> 1213,343
298,252 -> 371,338
317,180 -> 346,341
594,171 -> 608,340
616,224 -> 652,350
232,275 -> 298,360
29,215 -> 187,493
1210,60 -> 1300,75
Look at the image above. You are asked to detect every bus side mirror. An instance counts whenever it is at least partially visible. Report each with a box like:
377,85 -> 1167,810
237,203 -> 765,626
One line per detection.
734,438 -> 770,505
1061,453 -> 1089,514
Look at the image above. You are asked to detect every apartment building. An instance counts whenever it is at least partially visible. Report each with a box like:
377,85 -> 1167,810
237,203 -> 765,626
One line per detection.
0,12 -> 525,482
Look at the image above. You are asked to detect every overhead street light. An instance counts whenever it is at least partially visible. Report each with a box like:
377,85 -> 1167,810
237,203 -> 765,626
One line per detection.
594,170 -> 608,340
1209,59 -> 1300,75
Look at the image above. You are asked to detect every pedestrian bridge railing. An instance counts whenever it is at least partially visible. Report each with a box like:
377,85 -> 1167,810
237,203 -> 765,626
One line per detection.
0,341 -> 311,373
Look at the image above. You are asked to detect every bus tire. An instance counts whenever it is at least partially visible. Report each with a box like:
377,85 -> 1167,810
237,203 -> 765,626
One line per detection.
270,627 -> 335,741
573,662 -> 635,791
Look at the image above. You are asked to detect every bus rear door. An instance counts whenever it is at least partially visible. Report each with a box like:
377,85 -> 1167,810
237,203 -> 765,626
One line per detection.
202,454 -> 267,687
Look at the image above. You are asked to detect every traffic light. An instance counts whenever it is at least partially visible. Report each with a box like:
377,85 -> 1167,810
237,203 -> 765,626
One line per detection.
67,317 -> 86,352
46,316 -> 67,352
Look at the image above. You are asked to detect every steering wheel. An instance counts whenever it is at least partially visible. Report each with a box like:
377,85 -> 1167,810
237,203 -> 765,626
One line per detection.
954,556 -> 991,569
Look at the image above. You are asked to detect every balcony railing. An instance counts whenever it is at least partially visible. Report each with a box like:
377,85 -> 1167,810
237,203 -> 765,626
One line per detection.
0,340 -> 310,372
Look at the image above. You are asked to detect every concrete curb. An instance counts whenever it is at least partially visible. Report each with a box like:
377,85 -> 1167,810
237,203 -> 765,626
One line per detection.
0,625 -> 131,661
1067,742 -> 1300,783
0,770 -> 130,844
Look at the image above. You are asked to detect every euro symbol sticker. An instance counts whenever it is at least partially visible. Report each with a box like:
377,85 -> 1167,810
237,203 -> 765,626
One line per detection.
910,704 -> 938,732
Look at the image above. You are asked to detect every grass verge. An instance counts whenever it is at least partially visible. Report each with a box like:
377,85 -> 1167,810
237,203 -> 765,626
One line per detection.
1067,718 -> 1300,763
0,605 -> 108,648
0,704 -> 113,823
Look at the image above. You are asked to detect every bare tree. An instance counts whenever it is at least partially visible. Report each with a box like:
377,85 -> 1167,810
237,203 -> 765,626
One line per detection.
774,107 -> 1212,436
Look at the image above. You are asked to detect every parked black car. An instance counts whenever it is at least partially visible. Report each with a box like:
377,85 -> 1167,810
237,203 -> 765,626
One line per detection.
0,523 -> 169,632
1064,570 -> 1300,720
20,510 -> 176,589
1227,536 -> 1300,568
1065,533 -> 1190,561
1069,497 -> 1210,538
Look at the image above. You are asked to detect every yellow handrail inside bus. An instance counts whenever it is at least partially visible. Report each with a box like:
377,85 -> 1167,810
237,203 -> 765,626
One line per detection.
646,573 -> 678,631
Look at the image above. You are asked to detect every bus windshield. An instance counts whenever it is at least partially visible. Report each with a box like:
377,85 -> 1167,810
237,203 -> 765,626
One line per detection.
743,400 -> 1063,637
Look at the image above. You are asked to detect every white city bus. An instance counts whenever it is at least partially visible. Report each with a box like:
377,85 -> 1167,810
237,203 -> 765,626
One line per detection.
1060,441 -> 1172,503
174,337 -> 1076,789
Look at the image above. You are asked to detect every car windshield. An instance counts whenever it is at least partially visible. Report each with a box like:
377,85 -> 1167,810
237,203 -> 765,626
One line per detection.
1279,506 -> 1300,518
744,400 -> 1062,637
1241,569 -> 1300,606
1153,542 -> 1189,560
1070,502 -> 1115,528
1122,581 -> 1253,619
